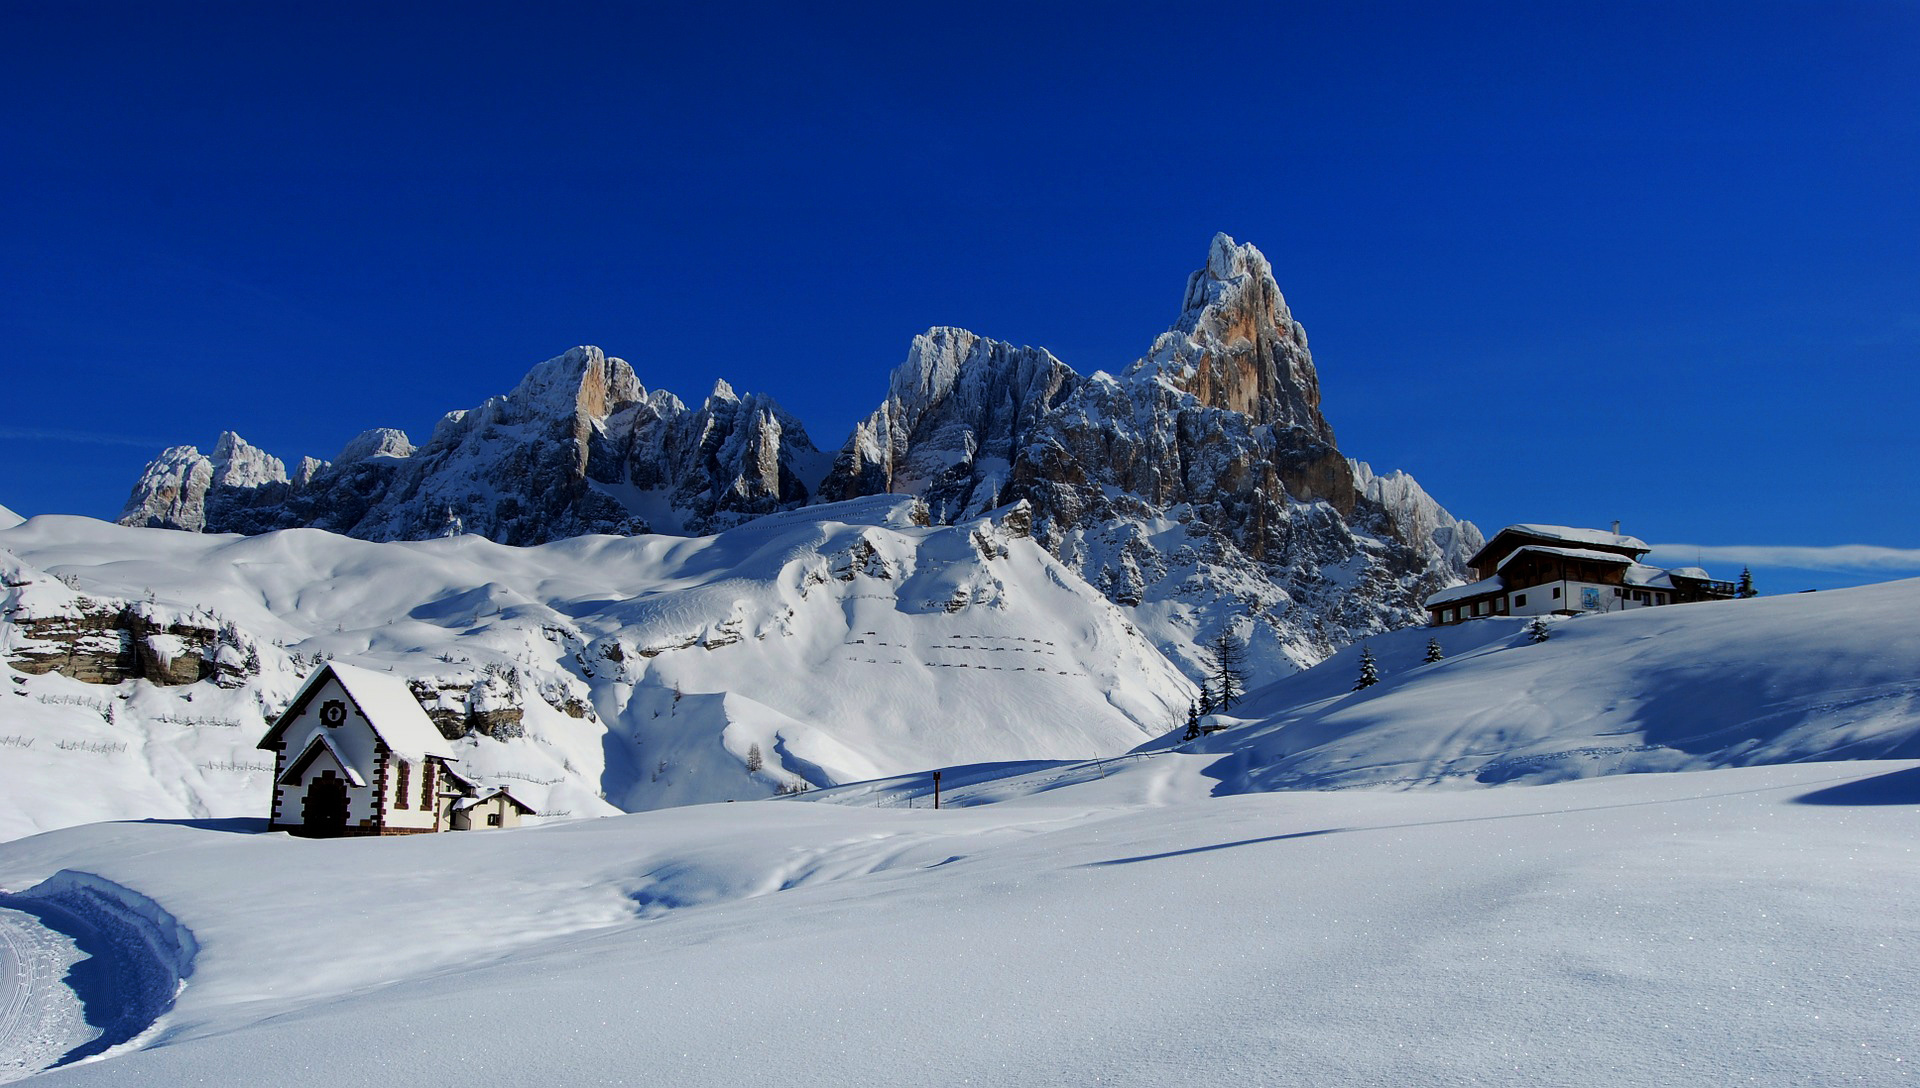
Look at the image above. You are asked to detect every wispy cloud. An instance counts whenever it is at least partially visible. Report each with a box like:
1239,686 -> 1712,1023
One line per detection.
1648,543 -> 1920,572
0,427 -> 166,449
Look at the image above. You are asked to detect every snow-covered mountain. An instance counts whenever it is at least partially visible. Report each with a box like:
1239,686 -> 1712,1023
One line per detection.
115,235 -> 1479,676
0,498 -> 1191,841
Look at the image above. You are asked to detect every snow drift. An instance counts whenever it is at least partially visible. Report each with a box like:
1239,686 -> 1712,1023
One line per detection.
1181,578 -> 1920,792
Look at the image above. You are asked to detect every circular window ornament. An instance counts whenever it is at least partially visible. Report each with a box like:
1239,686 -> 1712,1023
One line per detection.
320,700 -> 347,727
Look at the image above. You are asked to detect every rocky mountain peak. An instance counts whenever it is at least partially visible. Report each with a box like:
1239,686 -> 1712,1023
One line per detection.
818,326 -> 1077,519
1130,232 -> 1328,442
335,428 -> 415,466
505,345 -> 646,426
210,431 -> 288,489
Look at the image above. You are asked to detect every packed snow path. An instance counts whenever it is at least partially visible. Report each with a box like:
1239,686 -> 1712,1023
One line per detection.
0,907 -> 91,1083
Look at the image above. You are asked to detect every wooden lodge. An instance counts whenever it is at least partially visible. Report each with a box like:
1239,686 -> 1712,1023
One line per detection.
1426,523 -> 1735,627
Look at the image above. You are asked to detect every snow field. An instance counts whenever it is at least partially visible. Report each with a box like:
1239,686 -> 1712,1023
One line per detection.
0,757 -> 1914,1085
1185,578 -> 1920,793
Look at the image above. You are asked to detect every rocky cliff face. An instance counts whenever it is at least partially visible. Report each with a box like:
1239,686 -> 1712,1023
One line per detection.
116,235 -> 1478,671
121,347 -> 829,544
818,327 -> 1079,522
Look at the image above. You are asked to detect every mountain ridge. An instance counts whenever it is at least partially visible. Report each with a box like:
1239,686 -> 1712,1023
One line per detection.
117,234 -> 1480,672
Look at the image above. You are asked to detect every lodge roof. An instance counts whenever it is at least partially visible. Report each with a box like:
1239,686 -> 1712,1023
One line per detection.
1495,544 -> 1637,573
1469,524 -> 1649,570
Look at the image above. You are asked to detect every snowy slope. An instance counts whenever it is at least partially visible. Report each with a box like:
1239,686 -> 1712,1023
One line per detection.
0,505 -> 20,531
0,757 -> 1913,1085
1177,579 -> 1920,792
0,499 -> 1193,842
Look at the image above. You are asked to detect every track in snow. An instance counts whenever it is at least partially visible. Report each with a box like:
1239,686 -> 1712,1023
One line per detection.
0,907 -> 94,1084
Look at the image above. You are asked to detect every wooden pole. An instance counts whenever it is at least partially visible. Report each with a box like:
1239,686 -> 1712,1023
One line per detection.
933,770 -> 941,810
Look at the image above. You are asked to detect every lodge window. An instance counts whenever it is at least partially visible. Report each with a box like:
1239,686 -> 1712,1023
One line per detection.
1552,587 -> 1561,599
1514,593 -> 1526,607
487,813 -> 501,827
395,761 -> 411,809
1442,608 -> 1455,622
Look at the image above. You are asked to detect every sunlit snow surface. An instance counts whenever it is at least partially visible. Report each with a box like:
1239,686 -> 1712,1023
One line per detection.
0,758 -> 1914,1085
2,570 -> 1918,1082
0,499 -> 1191,841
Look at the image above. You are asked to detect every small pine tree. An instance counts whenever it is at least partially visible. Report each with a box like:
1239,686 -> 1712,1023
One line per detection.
1182,702 -> 1201,742
1528,617 -> 1551,643
1354,646 -> 1379,690
1197,682 -> 1215,715
745,742 -> 763,775
1424,638 -> 1444,664
1737,567 -> 1757,598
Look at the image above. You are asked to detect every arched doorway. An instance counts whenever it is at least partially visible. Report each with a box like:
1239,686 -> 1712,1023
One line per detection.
302,770 -> 349,835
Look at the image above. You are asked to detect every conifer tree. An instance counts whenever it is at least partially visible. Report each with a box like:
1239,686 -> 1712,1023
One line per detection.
1424,638 -> 1444,664
1209,630 -> 1250,711
1737,567 -> 1757,598
745,742 -> 763,775
1354,645 -> 1379,690
1183,703 -> 1201,742
1197,682 -> 1215,715
1528,617 -> 1551,643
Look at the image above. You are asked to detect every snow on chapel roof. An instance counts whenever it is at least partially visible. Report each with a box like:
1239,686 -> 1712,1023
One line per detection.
261,661 -> 456,763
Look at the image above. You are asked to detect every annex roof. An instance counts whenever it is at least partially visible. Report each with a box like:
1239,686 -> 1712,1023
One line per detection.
452,786 -> 536,814
1625,563 -> 1678,589
1425,575 -> 1505,608
259,661 -> 457,763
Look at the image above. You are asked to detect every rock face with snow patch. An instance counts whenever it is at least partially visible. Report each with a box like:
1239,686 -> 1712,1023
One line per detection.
825,235 -> 1480,670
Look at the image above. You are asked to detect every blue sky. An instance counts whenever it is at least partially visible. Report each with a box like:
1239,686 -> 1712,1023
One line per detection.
4,2 -> 1917,593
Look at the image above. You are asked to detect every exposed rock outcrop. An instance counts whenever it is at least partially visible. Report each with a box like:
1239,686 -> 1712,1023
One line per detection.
0,563 -> 254,687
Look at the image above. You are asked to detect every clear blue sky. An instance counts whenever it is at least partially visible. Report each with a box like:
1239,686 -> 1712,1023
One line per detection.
5,2 -> 1917,593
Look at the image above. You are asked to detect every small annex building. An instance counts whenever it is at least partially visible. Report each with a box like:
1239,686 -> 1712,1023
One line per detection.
1426,523 -> 1734,627
259,662 -> 528,837
436,766 -> 537,831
